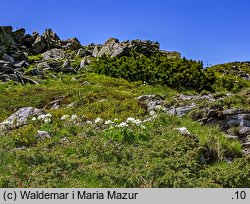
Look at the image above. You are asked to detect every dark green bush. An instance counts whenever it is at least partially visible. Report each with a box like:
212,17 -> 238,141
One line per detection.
91,53 -> 215,91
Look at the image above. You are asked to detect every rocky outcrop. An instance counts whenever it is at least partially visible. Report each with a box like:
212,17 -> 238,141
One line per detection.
0,107 -> 45,131
97,38 -> 127,58
138,93 -> 250,154
1,25 -> 183,84
94,38 -> 177,58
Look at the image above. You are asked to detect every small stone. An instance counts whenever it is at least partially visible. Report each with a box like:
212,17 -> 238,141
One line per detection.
36,130 -> 51,140
175,127 -> 191,135
238,126 -> 250,135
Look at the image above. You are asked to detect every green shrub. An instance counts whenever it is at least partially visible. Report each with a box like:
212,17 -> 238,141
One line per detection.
90,53 -> 215,91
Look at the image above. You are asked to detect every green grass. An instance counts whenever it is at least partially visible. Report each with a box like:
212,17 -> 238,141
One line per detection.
0,72 -> 249,187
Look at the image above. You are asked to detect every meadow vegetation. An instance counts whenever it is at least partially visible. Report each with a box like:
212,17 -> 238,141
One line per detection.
0,46 -> 250,188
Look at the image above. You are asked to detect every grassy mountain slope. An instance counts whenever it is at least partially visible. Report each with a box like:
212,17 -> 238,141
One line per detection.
0,72 -> 250,188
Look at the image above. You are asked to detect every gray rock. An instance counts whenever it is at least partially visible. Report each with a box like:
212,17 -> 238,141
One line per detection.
175,103 -> 196,116
137,94 -> 164,112
227,116 -> 240,127
79,56 -> 91,69
12,28 -> 25,44
2,53 -> 15,64
23,34 -> 35,48
42,48 -> 65,60
178,94 -> 198,100
166,107 -> 176,115
222,109 -> 249,116
97,38 -> 125,58
76,48 -> 88,57
49,99 -> 62,110
175,127 -> 191,135
36,130 -> 51,140
0,60 -> 13,73
238,126 -> 250,135
0,107 -> 45,131
13,60 -> 29,68
43,28 -> 60,49
92,45 -> 99,57
10,50 -> 27,61
61,60 -> 75,73
247,135 -> 250,142
37,61 -> 51,70
61,37 -> 81,50
32,35 -> 47,54
238,114 -> 250,127
0,26 -> 15,47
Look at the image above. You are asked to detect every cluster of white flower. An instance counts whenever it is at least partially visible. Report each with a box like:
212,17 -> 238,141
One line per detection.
60,114 -> 78,122
32,113 -> 52,123
71,114 -> 78,120
95,118 -> 103,124
126,117 -> 142,126
90,116 -> 146,129
60,114 -> 70,120
86,120 -> 93,125
117,122 -> 128,127
104,120 -> 114,125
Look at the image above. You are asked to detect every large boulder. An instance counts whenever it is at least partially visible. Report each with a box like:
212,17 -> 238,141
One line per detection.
0,26 -> 15,47
61,37 -> 81,50
23,34 -> 35,48
2,53 -> 15,64
12,28 -> 25,44
43,28 -> 61,49
0,60 -> 13,73
97,38 -> 126,58
0,107 -> 45,131
32,35 -> 47,54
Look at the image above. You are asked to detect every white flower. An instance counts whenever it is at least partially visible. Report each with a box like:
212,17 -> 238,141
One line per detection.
38,113 -> 52,120
104,120 -> 113,125
38,114 -> 46,120
149,111 -> 156,116
45,113 -> 52,118
126,117 -> 141,126
71,114 -> 78,120
95,118 -> 103,124
61,114 -> 69,120
44,118 -> 51,123
31,117 -> 37,121
86,120 -> 93,125
117,122 -> 128,127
